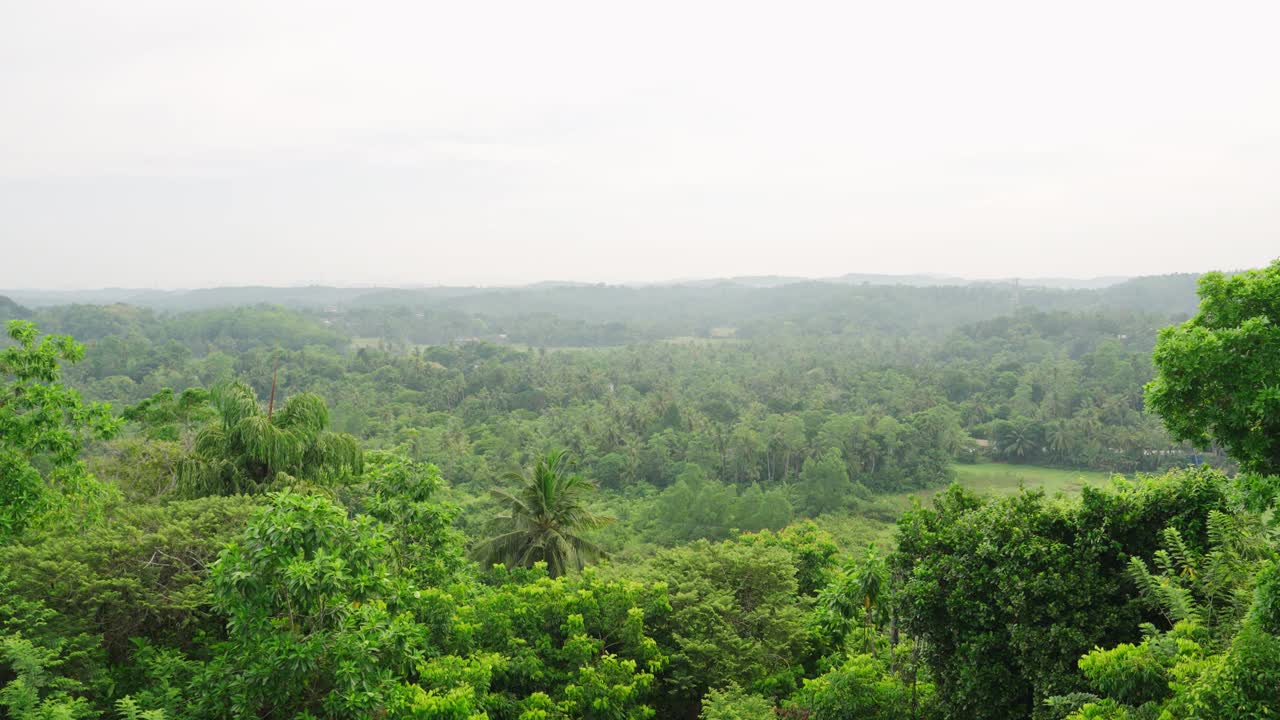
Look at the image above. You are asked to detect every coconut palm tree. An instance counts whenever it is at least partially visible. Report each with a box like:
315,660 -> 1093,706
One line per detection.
180,381 -> 362,496
1046,420 -> 1075,461
996,418 -> 1041,460
472,449 -> 613,577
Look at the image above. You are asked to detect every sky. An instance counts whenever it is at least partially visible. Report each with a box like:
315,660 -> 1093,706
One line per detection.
2,1 -> 1278,289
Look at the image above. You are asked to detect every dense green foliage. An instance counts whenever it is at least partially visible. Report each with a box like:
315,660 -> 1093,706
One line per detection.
1147,259 -> 1280,481
1,265 -> 1275,719
0,320 -> 119,540
1050,259 -> 1280,719
24,282 -> 1216,527
894,467 -> 1233,719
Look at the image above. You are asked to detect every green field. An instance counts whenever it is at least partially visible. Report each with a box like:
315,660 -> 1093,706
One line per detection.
876,462 -> 1113,513
949,462 -> 1114,495
817,462 -> 1117,550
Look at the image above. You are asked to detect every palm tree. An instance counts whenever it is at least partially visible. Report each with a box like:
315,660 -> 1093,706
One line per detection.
821,544 -> 890,655
472,450 -> 614,577
180,381 -> 362,496
851,546 -> 888,655
997,419 -> 1041,460
1046,420 -> 1074,461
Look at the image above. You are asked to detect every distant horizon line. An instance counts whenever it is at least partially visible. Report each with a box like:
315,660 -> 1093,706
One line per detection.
3,270 -> 1191,294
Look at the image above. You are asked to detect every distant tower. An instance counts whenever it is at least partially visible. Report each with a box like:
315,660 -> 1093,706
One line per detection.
1012,278 -> 1021,310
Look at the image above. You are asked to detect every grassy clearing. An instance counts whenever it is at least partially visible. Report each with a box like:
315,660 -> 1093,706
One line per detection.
882,462 -> 1112,511
816,462 -> 1116,551
950,462 -> 1113,496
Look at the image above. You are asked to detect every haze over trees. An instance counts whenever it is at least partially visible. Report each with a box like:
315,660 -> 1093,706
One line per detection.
1,262 -> 1277,719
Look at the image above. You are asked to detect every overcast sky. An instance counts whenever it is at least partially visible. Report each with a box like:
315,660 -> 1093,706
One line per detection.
2,1 -> 1278,289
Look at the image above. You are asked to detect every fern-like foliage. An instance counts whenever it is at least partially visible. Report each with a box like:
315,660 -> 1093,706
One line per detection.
115,696 -> 166,720
1128,513 -> 1278,644
1128,555 -> 1202,627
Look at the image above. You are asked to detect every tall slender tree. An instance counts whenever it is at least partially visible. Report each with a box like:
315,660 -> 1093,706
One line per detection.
822,544 -> 890,656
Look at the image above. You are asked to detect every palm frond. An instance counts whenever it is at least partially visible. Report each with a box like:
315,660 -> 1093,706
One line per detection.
306,431 -> 363,478
182,381 -> 360,496
275,393 -> 330,439
211,381 -> 260,429
474,449 -> 614,577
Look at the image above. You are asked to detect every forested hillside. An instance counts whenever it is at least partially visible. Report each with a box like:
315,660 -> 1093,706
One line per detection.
1,264 -> 1276,719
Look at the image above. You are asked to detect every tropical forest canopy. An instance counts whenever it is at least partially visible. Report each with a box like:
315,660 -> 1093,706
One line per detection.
1,263 -> 1278,719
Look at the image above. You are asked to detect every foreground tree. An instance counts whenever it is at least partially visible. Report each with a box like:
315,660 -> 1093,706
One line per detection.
460,563 -> 669,719
0,320 -> 119,540
180,381 -> 362,496
1064,259 -> 1280,719
783,651 -> 931,720
637,539 -> 813,718
346,451 -> 467,587
1060,512 -> 1280,720
893,467 -> 1232,720
1146,259 -> 1280,482
197,491 -> 422,718
472,449 -> 613,577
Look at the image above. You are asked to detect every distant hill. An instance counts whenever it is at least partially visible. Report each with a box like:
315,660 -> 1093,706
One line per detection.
2,273 -> 1194,320
1017,276 -> 1129,290
1,286 -> 382,310
146,286 -> 378,311
6,272 -> 1211,350
0,288 -> 177,307
1095,273 -> 1202,317
823,273 -> 1127,290
646,271 -> 1109,289
0,294 -> 29,320
2,273 -> 1132,307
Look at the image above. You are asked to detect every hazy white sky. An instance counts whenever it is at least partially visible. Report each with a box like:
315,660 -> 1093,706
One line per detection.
2,1 -> 1278,289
